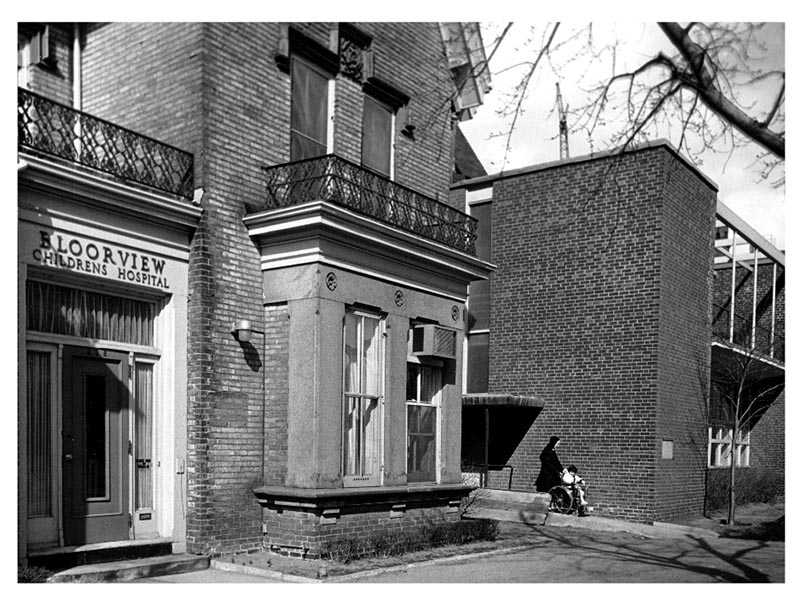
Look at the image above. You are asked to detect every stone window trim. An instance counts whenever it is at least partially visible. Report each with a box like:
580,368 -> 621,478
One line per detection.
275,24 -> 339,76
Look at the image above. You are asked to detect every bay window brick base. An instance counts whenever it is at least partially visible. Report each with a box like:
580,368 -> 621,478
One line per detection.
254,484 -> 469,558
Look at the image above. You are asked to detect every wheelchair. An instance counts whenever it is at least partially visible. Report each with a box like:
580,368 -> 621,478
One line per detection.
548,483 -> 589,515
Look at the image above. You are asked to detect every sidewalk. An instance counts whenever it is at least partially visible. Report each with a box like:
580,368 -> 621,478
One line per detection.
142,501 -> 783,583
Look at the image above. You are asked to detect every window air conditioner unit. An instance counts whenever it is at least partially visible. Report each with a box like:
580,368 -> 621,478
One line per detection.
411,324 -> 456,359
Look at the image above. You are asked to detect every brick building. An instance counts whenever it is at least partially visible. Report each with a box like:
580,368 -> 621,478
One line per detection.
17,21 -> 784,572
18,22 -> 492,564
452,141 -> 785,522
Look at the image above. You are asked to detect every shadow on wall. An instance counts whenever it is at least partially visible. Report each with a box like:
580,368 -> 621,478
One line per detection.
462,406 -> 540,489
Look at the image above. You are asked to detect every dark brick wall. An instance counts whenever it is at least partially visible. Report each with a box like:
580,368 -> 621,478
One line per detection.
77,22 -> 463,554
653,153 -> 716,521
486,146 -> 717,522
749,389 -> 785,485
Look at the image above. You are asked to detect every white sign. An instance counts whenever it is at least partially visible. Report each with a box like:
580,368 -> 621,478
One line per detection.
28,229 -> 172,290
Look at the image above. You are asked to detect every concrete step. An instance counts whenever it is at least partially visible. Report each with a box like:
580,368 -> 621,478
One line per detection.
29,538 -> 174,571
464,488 -> 551,525
50,553 -> 210,583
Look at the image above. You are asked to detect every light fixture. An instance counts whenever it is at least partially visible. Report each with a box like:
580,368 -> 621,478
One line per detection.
232,319 -> 257,343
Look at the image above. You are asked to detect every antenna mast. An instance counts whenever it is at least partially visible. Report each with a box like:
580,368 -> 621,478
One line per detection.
556,83 -> 569,160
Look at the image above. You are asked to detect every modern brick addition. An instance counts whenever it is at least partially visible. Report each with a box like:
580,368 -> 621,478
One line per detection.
464,143 -> 718,522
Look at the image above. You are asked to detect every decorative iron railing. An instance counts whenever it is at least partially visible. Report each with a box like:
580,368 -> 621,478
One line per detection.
262,155 -> 478,255
712,304 -> 784,363
18,87 -> 194,199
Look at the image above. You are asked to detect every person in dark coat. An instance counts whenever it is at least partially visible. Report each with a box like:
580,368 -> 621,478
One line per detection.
535,436 -> 564,492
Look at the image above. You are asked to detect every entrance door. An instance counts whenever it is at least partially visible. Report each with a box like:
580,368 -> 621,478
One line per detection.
62,347 -> 130,545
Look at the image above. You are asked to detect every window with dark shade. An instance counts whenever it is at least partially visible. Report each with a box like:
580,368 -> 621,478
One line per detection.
290,56 -> 329,161
361,96 -> 392,176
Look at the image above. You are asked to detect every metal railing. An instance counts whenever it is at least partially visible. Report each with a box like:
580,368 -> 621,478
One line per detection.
18,87 -> 194,199
712,304 -> 785,363
261,155 -> 478,255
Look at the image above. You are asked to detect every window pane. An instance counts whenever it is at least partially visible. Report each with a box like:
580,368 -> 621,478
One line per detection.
419,366 -> 440,402
361,97 -> 391,175
291,58 -> 328,161
343,396 -> 359,475
406,365 -> 419,401
27,351 -> 52,518
362,316 -> 380,395
407,405 -> 436,482
362,398 -> 381,476
344,314 -> 359,392
85,374 -> 108,499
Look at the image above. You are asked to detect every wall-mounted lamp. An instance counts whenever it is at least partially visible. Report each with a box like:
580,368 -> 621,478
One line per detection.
232,319 -> 264,343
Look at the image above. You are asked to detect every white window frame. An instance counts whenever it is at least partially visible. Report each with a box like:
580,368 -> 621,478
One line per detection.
708,425 -> 751,468
341,309 -> 385,487
405,361 -> 442,484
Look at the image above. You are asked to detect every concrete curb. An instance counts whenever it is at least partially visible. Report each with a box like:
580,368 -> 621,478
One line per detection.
544,513 -> 721,541
211,560 -> 320,583
211,544 -> 539,583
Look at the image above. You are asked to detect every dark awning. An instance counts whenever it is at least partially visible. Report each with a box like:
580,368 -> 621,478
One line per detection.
462,392 -> 545,408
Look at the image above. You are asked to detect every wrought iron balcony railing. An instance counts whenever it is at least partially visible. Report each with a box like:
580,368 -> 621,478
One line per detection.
262,155 -> 477,255
712,304 -> 784,363
18,87 -> 194,199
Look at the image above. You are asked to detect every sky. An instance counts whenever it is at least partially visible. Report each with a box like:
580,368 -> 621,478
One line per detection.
459,22 -> 786,250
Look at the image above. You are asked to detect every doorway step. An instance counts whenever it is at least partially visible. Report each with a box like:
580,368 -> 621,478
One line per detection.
462,488 -> 551,525
28,538 -> 209,581
48,553 -> 210,582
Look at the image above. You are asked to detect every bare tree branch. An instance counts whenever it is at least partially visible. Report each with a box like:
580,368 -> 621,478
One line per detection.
658,22 -> 784,158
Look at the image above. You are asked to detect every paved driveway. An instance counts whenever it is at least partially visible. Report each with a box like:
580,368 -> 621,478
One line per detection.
351,526 -> 784,583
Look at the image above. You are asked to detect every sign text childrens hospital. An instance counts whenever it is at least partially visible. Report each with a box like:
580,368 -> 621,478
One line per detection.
31,230 -> 171,290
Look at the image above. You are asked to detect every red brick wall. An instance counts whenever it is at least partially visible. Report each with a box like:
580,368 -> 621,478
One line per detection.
486,145 -> 717,522
77,21 -> 464,554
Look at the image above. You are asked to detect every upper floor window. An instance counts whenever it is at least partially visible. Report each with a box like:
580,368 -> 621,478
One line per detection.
361,95 -> 393,177
290,56 -> 331,161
